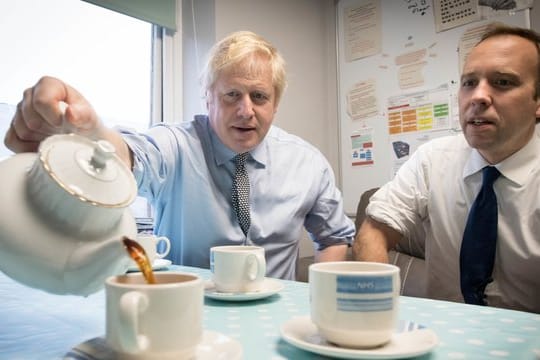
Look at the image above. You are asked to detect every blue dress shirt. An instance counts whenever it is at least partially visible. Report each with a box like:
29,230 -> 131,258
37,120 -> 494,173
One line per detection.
121,115 -> 354,280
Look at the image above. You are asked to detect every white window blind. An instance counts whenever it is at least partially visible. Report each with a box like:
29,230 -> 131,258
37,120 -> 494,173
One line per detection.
82,0 -> 177,30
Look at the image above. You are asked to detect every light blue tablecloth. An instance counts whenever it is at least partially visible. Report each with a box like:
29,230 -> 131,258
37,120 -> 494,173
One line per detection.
1,265 -> 539,359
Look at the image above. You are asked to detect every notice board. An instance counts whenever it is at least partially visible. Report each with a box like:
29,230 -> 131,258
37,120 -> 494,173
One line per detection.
336,0 -> 531,215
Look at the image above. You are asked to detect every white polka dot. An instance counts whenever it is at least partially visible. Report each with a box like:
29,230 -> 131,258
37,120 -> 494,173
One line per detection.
521,326 -> 538,331
449,312 -> 464,316
449,329 -> 465,334
489,350 -> 509,357
467,339 -> 484,345
499,318 -> 514,323
227,316 -> 240,321
287,308 -> 299,312
259,315 -> 272,320
227,324 -> 241,329
432,320 -> 448,325
480,309 -> 496,315
447,352 -> 466,359
419,312 -> 431,317
506,337 -> 525,343
227,309 -> 239,313
258,309 -> 269,313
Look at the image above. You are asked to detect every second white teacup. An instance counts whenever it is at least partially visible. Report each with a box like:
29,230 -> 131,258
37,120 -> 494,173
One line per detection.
131,234 -> 171,266
210,245 -> 266,292
309,261 -> 400,348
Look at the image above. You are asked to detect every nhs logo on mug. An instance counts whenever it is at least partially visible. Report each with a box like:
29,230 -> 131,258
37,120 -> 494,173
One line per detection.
336,275 -> 394,312
210,251 -> 215,273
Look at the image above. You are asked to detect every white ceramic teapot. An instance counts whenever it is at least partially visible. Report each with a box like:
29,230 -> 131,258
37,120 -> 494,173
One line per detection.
0,134 -> 137,295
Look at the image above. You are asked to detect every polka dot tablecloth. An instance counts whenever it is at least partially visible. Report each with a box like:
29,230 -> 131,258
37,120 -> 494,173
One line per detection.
1,266 -> 539,359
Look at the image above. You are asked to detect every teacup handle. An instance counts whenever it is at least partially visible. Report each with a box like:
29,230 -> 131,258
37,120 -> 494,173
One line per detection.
245,253 -> 265,281
119,291 -> 150,353
155,236 -> 171,258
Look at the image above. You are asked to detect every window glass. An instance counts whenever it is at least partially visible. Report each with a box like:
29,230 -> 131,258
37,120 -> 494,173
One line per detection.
0,0 -> 151,130
0,0 -> 153,219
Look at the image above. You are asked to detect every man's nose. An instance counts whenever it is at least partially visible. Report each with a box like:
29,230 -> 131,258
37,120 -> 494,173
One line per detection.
470,80 -> 492,108
237,95 -> 255,118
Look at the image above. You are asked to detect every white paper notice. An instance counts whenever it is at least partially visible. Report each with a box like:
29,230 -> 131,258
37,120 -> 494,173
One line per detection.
343,0 -> 381,62
347,79 -> 378,121
433,0 -> 481,33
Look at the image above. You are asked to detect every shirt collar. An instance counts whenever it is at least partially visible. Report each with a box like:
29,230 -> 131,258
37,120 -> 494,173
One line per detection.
204,115 -> 269,168
463,132 -> 540,186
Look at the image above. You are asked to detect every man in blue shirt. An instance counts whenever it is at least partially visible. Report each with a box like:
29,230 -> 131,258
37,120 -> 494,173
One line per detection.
6,31 -> 354,281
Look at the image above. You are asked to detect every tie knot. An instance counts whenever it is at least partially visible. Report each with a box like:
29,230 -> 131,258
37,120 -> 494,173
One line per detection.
482,166 -> 500,187
234,153 -> 249,167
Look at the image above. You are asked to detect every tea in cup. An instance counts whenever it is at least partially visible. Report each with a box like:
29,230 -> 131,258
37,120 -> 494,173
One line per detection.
210,245 -> 266,292
105,272 -> 203,359
309,261 -> 400,348
129,234 -> 171,266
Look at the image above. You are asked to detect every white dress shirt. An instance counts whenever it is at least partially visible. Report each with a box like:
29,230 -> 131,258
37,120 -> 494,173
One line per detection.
367,132 -> 540,313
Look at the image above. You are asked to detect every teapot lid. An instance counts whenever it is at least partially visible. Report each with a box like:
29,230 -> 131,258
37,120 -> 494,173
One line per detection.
38,134 -> 136,207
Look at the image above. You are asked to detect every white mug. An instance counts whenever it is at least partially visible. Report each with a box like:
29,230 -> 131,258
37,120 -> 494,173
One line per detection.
210,245 -> 266,292
105,272 -> 203,359
131,234 -> 171,265
309,261 -> 400,348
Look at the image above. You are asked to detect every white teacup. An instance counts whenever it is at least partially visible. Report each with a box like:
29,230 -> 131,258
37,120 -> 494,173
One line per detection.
210,245 -> 266,292
309,261 -> 400,348
130,234 -> 171,266
105,272 -> 203,359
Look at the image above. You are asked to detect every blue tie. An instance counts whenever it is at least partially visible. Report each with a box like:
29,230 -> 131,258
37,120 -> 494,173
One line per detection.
460,166 -> 501,305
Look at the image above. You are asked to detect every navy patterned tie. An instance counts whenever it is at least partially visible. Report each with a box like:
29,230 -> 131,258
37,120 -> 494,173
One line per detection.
232,153 -> 251,239
460,166 -> 501,305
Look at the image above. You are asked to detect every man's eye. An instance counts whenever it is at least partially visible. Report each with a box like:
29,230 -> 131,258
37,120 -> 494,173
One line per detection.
251,92 -> 268,103
226,91 -> 239,98
223,91 -> 240,102
493,78 -> 513,87
461,78 -> 476,87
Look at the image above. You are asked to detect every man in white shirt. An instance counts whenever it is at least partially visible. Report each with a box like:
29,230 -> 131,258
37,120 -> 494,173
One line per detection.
353,24 -> 540,313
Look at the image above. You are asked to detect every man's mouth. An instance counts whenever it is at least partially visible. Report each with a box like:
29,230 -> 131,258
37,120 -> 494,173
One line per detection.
468,118 -> 492,126
234,126 -> 254,132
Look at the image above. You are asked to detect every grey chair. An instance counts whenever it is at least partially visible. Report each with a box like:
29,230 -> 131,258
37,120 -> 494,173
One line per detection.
296,188 -> 428,298
355,188 -> 427,298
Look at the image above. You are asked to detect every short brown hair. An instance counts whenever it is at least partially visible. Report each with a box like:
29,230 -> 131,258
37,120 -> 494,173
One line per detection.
478,23 -> 540,98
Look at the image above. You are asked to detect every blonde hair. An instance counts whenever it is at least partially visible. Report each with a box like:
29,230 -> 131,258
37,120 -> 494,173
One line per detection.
201,31 -> 287,105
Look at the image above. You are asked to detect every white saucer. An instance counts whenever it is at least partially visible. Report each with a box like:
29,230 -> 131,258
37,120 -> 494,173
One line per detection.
127,258 -> 172,272
204,277 -> 284,301
280,316 -> 438,359
63,330 -> 242,360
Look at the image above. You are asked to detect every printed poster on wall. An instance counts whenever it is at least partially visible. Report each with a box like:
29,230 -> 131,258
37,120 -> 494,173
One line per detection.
387,83 -> 452,135
350,127 -> 374,166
